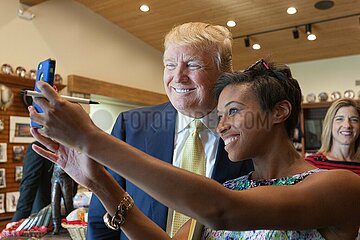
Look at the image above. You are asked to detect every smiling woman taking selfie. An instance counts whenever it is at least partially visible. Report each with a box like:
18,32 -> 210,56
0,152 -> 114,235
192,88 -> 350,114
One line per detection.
28,60 -> 360,240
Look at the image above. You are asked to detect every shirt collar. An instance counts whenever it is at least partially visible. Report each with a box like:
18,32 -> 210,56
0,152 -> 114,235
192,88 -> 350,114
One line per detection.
176,108 -> 218,134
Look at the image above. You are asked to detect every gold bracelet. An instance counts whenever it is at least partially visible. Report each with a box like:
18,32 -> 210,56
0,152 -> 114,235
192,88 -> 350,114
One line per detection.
103,192 -> 134,231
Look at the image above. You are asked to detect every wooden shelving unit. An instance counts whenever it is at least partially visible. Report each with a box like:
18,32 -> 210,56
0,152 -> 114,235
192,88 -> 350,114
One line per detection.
0,73 -> 65,230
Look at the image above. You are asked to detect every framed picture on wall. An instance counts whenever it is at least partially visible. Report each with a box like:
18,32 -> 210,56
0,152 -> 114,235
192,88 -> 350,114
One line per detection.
15,166 -> 23,182
0,143 -> 7,162
6,192 -> 20,212
9,116 -> 34,143
0,168 -> 6,188
0,194 -> 5,214
13,145 -> 25,162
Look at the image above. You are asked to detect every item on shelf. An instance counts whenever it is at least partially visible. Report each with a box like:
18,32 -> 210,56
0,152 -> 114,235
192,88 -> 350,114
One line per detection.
62,208 -> 88,240
1,64 -> 13,75
28,69 -> 37,80
0,205 -> 52,238
0,84 -> 14,111
318,92 -> 328,102
73,192 -> 92,208
306,93 -> 316,103
54,73 -> 63,85
15,66 -> 27,78
330,91 -> 341,101
0,119 -> 4,131
344,89 -> 355,99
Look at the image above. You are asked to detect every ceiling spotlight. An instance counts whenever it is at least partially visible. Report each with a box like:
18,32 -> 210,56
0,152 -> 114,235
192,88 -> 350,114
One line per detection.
140,4 -> 150,12
292,27 -> 299,39
244,36 -> 250,47
227,20 -> 236,27
305,24 -> 317,41
252,43 -> 261,50
307,33 -> 317,41
287,7 -> 297,15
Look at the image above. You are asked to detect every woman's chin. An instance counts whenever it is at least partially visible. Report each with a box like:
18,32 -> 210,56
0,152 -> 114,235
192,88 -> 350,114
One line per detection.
228,153 -> 247,162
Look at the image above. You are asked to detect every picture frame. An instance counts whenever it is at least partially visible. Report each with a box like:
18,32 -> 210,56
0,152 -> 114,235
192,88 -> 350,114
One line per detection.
0,143 -> 7,162
0,194 -> 4,214
13,145 -> 25,162
0,168 -> 6,188
15,166 -> 23,182
6,192 -> 20,212
9,116 -> 34,143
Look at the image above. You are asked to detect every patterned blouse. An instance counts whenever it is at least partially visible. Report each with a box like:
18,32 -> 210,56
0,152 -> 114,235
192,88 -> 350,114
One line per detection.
201,169 -> 325,240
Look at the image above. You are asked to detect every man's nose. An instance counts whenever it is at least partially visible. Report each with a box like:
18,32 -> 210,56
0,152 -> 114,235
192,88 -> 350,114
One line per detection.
173,65 -> 189,83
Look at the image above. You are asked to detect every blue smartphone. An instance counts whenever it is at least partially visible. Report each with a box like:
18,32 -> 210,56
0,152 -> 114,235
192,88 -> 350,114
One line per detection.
31,58 -> 56,128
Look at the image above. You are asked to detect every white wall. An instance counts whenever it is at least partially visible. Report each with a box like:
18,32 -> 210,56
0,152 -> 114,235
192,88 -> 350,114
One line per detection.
0,0 -> 165,94
290,55 -> 360,102
89,95 -> 144,134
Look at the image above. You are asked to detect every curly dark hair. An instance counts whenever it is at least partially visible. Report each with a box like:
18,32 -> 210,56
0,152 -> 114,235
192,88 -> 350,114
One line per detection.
214,59 -> 302,138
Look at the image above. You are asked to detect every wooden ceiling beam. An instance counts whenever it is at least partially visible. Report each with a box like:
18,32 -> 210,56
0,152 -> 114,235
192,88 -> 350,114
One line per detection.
67,75 -> 168,106
20,0 -> 48,6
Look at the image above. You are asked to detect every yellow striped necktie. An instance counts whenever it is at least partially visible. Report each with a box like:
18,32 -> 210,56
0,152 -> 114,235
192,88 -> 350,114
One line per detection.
170,119 -> 205,236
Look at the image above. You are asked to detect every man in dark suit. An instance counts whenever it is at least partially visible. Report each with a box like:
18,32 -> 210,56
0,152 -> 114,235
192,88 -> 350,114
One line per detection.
12,141 -> 53,222
87,22 -> 253,239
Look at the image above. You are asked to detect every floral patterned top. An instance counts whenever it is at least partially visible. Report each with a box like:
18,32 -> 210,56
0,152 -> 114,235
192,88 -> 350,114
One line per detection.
201,169 -> 325,240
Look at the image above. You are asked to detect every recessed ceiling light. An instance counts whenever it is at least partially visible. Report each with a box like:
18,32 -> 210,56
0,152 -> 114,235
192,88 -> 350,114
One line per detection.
227,20 -> 236,27
314,0 -> 334,10
252,43 -> 261,50
140,4 -> 150,12
287,7 -> 297,15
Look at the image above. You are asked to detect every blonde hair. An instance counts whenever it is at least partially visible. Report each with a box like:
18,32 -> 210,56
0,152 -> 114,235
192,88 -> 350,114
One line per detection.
320,98 -> 360,158
163,22 -> 233,72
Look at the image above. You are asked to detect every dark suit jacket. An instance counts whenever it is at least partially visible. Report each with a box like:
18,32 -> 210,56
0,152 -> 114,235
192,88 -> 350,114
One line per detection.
87,102 -> 253,239
12,141 -> 54,222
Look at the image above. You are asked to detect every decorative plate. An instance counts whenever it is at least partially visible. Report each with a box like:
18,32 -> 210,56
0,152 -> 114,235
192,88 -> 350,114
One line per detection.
344,90 -> 355,99
28,69 -> 37,80
318,92 -> 328,102
330,91 -> 341,101
1,64 -> 13,75
306,93 -> 316,103
15,66 -> 26,78
54,74 -> 63,85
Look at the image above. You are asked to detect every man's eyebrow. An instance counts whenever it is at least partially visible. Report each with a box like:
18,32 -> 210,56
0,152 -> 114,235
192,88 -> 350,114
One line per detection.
163,57 -> 175,61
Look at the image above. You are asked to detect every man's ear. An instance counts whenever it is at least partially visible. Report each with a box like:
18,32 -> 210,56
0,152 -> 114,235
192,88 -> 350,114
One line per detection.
272,100 -> 292,124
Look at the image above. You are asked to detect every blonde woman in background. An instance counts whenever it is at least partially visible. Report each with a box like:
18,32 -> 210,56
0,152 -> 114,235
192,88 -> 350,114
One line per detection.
305,98 -> 360,175
305,98 -> 360,239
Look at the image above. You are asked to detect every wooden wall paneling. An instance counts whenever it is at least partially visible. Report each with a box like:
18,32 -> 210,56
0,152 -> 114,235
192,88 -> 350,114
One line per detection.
0,73 -> 65,230
0,74 -> 35,229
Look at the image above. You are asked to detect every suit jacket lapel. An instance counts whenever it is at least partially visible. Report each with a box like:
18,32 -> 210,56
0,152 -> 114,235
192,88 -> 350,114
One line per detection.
145,103 -> 177,164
